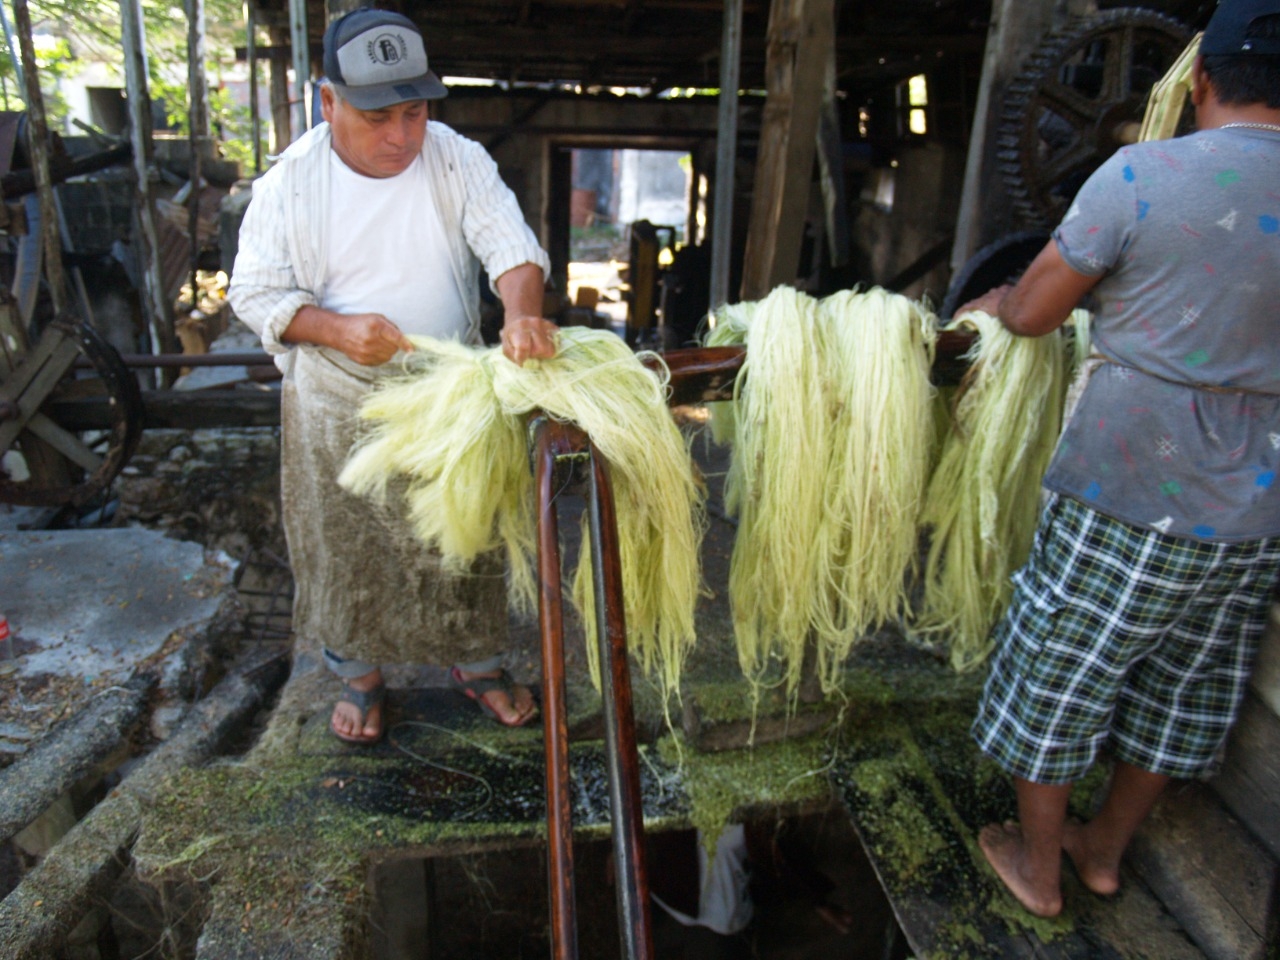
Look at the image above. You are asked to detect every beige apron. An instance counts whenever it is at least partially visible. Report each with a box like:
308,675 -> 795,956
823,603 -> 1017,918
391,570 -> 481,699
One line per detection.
281,346 -> 507,665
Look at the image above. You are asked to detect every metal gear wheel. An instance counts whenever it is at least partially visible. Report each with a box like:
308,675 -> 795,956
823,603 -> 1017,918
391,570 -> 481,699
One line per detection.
0,318 -> 144,507
997,7 -> 1193,228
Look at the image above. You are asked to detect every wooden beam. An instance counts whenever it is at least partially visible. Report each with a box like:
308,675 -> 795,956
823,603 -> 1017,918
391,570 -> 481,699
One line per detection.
268,26 -> 292,154
708,0 -> 743,311
738,0 -> 833,301
815,24 -> 848,269
950,0 -> 1090,270
120,0 -> 175,363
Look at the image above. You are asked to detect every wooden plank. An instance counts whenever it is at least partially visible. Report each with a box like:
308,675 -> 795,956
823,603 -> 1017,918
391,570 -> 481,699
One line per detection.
0,331 -> 80,451
0,675 -> 154,845
738,0 -> 833,301
1247,602 -> 1280,717
1126,781 -> 1275,960
836,700 -> 1208,959
46,389 -> 283,430
1211,692 -> 1280,863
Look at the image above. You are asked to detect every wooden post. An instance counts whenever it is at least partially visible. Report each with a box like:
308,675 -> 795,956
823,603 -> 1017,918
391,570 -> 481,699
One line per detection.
816,30 -> 849,270
288,0 -> 309,140
268,25 -> 292,152
119,0 -> 175,363
950,0 -> 1088,270
708,0 -> 743,312
738,0 -> 833,302
11,0 -> 65,315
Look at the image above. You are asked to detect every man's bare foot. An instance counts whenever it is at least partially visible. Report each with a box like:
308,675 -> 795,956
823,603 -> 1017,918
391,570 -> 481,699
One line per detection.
331,668 -> 385,743
1062,819 -> 1121,897
979,822 -> 1063,918
450,666 -> 538,727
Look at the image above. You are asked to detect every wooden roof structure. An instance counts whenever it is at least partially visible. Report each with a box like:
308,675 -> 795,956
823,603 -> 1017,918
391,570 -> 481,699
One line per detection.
252,0 -> 992,95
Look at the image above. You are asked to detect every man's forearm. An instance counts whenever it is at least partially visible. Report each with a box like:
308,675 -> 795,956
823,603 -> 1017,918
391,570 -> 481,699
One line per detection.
494,262 -> 558,364
494,262 -> 547,321
281,305 -> 415,366
282,304 -> 345,349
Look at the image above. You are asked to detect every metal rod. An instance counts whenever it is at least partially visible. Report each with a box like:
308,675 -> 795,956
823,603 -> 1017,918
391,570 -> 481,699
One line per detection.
187,0 -> 209,303
534,419 -> 579,960
0,0 -> 25,93
587,445 -> 655,960
246,2 -> 261,174
74,351 -> 276,369
708,0 -> 743,312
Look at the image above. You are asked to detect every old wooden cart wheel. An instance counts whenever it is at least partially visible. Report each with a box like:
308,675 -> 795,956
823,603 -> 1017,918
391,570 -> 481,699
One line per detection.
997,7 -> 1192,228
0,318 -> 143,507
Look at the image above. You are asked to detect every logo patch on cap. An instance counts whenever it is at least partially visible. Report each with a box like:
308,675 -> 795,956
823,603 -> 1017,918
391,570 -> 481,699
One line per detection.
368,32 -> 407,67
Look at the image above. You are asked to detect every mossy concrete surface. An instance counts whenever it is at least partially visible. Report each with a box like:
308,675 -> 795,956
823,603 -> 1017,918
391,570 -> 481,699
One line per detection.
122,422 -> 1212,958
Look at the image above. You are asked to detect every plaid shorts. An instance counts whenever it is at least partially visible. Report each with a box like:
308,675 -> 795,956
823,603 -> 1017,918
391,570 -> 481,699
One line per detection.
972,494 -> 1280,784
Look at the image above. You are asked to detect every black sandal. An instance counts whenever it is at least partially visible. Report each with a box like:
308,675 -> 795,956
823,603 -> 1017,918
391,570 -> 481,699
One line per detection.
330,681 -> 386,744
449,666 -> 538,727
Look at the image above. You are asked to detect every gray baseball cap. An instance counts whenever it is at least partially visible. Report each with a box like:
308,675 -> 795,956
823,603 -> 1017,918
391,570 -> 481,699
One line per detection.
322,8 -> 448,109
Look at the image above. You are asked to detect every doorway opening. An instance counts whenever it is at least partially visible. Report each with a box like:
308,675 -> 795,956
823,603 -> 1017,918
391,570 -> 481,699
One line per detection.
563,147 -> 702,349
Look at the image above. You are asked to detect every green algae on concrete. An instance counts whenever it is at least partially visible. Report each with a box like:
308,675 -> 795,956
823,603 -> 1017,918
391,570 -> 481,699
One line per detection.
657,729 -> 833,854
845,755 -> 947,885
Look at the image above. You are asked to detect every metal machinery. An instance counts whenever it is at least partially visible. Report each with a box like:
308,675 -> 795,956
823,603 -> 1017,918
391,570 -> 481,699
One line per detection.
944,6 -> 1193,315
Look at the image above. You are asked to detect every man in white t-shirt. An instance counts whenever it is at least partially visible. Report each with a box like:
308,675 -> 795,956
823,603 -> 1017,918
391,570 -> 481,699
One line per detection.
230,7 -> 556,744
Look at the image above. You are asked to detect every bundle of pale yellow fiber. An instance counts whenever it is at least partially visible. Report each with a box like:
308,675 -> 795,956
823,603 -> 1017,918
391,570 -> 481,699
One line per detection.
707,285 -> 937,696
910,308 -> 1087,672
337,327 -> 705,694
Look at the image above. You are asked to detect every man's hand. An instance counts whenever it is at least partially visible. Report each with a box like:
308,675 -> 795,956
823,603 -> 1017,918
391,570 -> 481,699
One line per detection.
333,313 -> 416,366
501,315 -> 559,366
282,305 -> 414,366
955,285 -> 1013,318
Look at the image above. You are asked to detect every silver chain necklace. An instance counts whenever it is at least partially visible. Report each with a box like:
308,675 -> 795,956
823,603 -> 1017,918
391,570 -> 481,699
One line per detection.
1219,121 -> 1280,134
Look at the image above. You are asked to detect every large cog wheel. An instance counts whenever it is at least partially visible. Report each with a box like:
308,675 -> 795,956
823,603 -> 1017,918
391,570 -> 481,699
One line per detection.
998,7 -> 1192,229
0,318 -> 144,508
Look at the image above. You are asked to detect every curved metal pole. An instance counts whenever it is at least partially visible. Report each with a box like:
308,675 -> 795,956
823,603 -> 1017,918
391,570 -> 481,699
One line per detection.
587,445 -> 654,960
534,419 -> 579,960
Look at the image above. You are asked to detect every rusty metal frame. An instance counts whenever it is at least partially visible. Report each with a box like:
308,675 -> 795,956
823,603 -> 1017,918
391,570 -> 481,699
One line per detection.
533,417 -> 654,960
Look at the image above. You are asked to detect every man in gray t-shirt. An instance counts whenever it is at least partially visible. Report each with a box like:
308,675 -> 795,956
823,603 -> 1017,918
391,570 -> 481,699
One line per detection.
963,0 -> 1280,920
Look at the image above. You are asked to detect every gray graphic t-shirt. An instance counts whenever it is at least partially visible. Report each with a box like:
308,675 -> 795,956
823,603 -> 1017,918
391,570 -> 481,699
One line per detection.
1043,127 -> 1280,542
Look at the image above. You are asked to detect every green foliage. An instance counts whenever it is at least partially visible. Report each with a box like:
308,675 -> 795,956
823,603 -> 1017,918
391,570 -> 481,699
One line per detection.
0,0 -> 256,161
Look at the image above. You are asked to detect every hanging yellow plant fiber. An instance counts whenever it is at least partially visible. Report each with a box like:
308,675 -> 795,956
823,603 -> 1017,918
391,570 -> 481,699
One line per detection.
702,300 -> 757,448
337,327 -> 705,695
910,308 -> 1087,672
1138,32 -> 1200,142
708,285 -> 937,696
813,289 -> 937,677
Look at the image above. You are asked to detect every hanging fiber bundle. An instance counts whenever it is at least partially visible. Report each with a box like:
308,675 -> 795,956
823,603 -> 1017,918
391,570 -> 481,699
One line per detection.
812,288 -> 937,683
338,327 -> 705,695
910,308 -> 1078,672
721,286 -> 830,694
710,285 -> 937,696
703,300 -> 757,448
1139,33 -> 1200,142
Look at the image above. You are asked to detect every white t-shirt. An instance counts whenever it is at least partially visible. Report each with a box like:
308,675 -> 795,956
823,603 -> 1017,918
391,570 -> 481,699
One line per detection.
322,151 -> 470,340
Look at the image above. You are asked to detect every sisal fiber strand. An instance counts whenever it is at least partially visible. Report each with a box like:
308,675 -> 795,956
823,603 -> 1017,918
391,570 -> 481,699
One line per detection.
337,327 -> 705,695
710,285 -> 937,696
910,308 -> 1079,671
812,288 -> 938,685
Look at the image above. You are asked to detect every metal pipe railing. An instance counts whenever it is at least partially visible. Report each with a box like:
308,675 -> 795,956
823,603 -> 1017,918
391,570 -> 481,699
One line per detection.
534,417 -> 656,960
535,419 -> 582,960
